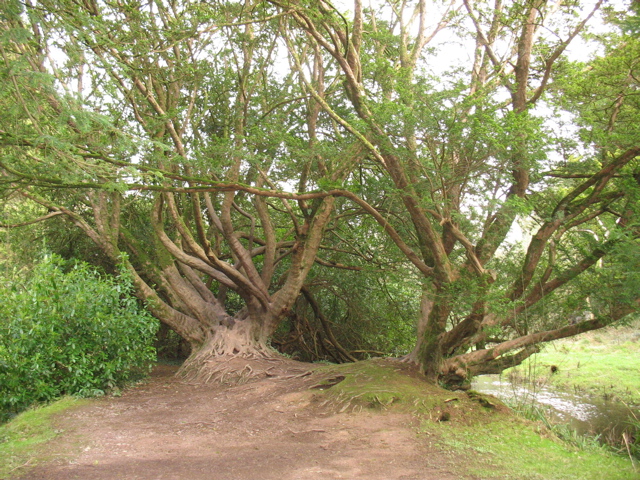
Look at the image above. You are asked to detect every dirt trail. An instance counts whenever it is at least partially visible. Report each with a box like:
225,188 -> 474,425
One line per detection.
17,363 -> 467,480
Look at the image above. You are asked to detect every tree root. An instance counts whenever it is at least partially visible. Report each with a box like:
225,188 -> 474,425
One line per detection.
177,354 -> 313,385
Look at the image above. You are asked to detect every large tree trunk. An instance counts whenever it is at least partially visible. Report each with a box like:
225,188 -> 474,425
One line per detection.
404,289 -> 433,365
177,319 -> 276,383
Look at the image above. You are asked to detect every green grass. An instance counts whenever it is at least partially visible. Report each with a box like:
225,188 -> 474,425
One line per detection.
429,416 -> 640,479
0,396 -> 86,479
509,325 -> 640,404
316,359 -> 639,479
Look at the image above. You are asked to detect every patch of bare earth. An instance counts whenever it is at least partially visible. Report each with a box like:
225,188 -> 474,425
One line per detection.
17,361 -> 466,480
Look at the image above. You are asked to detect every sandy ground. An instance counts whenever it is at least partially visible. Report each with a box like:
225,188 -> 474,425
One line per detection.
15,363 -> 471,480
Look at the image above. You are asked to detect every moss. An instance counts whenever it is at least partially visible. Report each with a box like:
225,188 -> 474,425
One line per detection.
312,358 -> 453,413
311,358 -> 510,428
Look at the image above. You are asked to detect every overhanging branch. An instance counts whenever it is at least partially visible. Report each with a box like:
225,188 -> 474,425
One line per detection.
0,211 -> 64,228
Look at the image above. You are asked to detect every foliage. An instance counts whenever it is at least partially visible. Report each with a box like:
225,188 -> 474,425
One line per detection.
621,1 -> 640,34
0,256 -> 158,420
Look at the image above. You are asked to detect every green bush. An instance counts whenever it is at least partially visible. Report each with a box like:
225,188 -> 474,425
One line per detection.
0,255 -> 158,421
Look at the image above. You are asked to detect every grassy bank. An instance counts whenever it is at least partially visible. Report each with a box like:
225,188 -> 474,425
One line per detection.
507,321 -> 640,404
430,416 -> 638,480
0,397 -> 87,478
316,359 -> 639,479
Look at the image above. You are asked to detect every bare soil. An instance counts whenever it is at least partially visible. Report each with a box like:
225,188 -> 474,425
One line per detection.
16,361 -> 470,480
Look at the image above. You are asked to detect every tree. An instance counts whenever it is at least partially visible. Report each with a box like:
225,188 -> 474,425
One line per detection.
1,0 -> 638,387
0,0 -> 358,380
275,0 -> 640,385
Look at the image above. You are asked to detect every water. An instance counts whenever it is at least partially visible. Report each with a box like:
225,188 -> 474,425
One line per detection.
471,374 -> 639,439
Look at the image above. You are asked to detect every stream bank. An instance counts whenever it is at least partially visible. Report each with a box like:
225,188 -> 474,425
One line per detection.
472,374 -> 639,448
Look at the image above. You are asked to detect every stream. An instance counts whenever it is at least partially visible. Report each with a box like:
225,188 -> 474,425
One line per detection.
471,375 -> 639,440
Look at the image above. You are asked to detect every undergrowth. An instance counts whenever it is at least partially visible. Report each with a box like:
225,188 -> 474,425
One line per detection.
0,255 -> 158,421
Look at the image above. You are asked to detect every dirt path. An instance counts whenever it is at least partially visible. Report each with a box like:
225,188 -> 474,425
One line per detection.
17,363 -> 467,480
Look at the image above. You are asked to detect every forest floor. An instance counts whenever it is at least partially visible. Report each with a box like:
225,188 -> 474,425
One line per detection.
7,357 -> 638,480
12,360 -> 465,480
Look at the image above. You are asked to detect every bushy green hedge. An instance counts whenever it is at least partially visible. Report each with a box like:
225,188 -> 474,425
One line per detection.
0,256 -> 158,420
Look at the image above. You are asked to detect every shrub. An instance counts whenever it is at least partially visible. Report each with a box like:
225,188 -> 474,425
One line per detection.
0,255 -> 158,421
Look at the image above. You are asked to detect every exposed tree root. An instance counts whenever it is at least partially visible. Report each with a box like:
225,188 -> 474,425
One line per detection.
175,322 -> 310,384
177,352 -> 314,385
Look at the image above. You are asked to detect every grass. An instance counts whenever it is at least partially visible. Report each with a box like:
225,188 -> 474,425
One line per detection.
0,396 -> 86,479
315,358 -> 640,479
429,416 -> 640,480
509,401 -> 628,454
508,322 -> 640,404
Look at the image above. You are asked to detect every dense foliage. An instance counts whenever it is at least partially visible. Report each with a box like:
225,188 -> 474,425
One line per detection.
0,256 -> 158,420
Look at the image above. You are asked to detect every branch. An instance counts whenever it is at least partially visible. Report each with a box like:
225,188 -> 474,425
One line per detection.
519,239 -> 614,312
314,257 -> 363,271
150,196 -> 250,293
509,147 -> 640,301
469,346 -> 539,376
282,25 -> 387,168
0,211 -> 64,228
463,0 -> 513,91
528,0 -> 605,106
446,317 -> 609,372
410,0 -> 459,66
301,286 -> 357,362
337,190 -> 434,278
553,148 -> 640,217
452,290 -> 640,377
